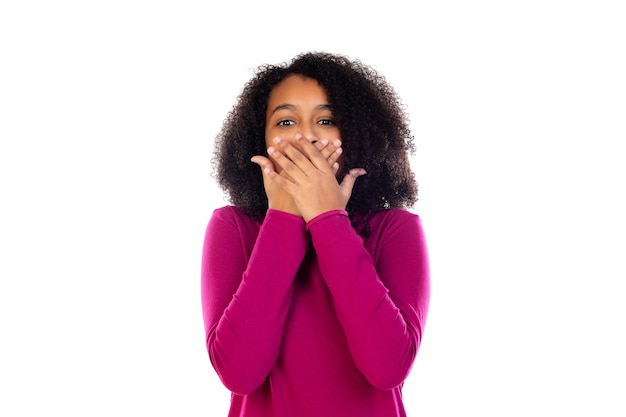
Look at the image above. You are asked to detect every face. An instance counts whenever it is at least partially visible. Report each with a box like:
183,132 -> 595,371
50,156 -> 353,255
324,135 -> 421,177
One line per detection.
265,74 -> 340,154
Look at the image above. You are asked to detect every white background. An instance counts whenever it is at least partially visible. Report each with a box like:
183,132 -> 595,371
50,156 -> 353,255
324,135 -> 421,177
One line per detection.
1,1 -> 624,415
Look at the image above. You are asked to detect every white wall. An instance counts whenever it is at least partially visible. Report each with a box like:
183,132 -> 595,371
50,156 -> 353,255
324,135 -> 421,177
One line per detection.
1,1 -> 624,415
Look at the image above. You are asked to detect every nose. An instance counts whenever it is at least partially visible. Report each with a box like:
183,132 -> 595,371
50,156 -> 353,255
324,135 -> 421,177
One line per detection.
297,122 -> 320,143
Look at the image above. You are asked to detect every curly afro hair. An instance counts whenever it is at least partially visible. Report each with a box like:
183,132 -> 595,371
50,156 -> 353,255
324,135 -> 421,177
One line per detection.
212,51 -> 418,224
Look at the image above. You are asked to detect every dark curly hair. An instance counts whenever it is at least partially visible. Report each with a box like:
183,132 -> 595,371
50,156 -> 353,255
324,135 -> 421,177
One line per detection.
212,52 -> 418,229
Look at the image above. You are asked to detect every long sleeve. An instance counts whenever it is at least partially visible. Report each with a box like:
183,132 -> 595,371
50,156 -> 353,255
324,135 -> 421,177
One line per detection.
307,209 -> 430,391
201,207 -> 307,395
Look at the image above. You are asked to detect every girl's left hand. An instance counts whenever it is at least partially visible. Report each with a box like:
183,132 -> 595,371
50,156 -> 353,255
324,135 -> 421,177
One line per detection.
263,134 -> 366,222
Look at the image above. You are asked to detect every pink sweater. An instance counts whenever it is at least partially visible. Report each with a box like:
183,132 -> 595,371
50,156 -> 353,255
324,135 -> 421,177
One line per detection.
201,206 -> 430,417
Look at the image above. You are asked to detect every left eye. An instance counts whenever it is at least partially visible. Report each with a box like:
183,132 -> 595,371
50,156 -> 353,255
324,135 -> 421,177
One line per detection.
277,120 -> 295,126
318,119 -> 334,125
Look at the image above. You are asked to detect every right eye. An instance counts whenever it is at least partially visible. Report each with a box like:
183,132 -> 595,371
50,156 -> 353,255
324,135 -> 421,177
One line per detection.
277,120 -> 295,126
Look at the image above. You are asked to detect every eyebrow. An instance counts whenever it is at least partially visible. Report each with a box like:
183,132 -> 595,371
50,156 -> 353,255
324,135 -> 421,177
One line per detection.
269,103 -> 333,114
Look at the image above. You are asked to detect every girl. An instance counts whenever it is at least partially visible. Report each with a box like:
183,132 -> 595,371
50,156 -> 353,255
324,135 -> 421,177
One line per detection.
202,52 -> 430,417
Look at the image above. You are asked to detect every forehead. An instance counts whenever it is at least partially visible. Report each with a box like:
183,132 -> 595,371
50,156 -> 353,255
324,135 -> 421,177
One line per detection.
267,75 -> 329,106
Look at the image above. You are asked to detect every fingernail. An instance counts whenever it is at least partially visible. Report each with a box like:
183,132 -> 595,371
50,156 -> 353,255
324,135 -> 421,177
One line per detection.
333,139 -> 342,147
273,137 -> 281,144
295,133 -> 303,140
320,138 -> 328,146
335,148 -> 343,155
267,146 -> 275,154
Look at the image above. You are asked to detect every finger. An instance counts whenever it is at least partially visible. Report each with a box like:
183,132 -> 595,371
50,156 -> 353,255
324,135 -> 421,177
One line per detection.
250,155 -> 274,175
314,139 -> 343,175
316,138 -> 333,158
339,168 -> 367,198
263,162 -> 299,195
317,137 -> 341,158
292,134 -> 333,171
252,153 -> 301,196
251,155 -> 283,198
325,139 -> 343,168
271,137 -> 318,178
314,138 -> 329,154
283,135 -> 341,166
267,143 -> 310,182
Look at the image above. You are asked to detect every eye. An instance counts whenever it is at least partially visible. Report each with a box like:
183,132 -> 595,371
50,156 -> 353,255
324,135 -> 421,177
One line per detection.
277,119 -> 295,126
318,119 -> 335,126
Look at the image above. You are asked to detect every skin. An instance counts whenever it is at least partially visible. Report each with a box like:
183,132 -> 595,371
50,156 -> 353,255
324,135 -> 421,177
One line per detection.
251,75 -> 366,222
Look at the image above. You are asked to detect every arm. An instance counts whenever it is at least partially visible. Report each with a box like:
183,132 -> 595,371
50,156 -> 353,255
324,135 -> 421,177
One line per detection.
307,210 -> 430,390
201,208 -> 307,395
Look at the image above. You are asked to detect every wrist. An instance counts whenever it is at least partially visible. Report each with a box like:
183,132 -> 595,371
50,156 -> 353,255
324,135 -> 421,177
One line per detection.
268,197 -> 301,217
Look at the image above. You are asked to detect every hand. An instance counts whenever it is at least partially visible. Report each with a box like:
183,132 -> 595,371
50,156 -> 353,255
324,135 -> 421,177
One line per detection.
255,134 -> 366,222
251,137 -> 345,217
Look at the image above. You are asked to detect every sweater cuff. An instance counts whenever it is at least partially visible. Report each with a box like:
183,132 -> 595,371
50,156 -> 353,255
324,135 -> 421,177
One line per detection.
265,209 -> 306,226
305,210 -> 349,231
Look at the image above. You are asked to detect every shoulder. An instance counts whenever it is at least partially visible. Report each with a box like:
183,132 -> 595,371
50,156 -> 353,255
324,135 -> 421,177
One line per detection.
369,208 -> 422,229
210,205 -> 245,221
210,205 -> 258,222
364,209 -> 426,247
207,205 -> 262,233
355,209 -> 428,270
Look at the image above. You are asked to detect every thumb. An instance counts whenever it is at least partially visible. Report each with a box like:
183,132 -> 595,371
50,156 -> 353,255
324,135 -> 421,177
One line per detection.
339,168 -> 367,198
251,155 -> 273,173
251,155 -> 278,194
